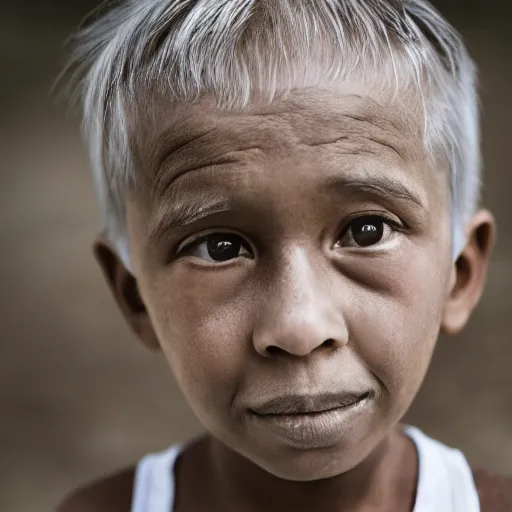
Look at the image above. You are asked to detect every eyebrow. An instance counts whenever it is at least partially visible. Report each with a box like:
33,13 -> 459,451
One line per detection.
321,173 -> 425,208
148,172 -> 424,244
148,197 -> 232,243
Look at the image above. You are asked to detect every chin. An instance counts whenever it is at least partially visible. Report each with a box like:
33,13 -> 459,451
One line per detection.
245,441 -> 364,482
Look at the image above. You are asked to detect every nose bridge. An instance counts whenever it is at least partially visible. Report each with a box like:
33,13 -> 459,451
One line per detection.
253,246 -> 348,356
278,247 -> 322,317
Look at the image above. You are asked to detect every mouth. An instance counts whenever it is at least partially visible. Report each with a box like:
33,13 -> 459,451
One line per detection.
247,391 -> 373,449
249,391 -> 373,417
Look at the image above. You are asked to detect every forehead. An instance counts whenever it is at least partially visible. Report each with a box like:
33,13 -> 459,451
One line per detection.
136,83 -> 428,180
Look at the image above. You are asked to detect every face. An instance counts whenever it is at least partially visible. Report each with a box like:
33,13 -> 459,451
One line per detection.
111,86 -> 476,480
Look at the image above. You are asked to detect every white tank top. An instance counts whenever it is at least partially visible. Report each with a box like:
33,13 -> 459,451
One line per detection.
131,425 -> 480,512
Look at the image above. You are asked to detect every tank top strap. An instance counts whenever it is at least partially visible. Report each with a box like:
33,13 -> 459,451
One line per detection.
131,443 -> 183,512
404,426 -> 480,512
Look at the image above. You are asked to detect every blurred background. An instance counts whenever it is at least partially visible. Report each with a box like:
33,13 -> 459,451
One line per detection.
0,1 -> 510,510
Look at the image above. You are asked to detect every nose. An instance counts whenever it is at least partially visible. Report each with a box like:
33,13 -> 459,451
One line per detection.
252,247 -> 349,357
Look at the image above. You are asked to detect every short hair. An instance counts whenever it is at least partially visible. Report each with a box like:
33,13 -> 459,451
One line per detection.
60,0 -> 481,269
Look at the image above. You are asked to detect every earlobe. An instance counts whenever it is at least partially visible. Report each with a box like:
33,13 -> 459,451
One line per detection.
441,210 -> 496,335
93,234 -> 161,350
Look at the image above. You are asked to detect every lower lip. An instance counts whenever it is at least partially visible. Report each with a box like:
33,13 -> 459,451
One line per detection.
249,396 -> 371,450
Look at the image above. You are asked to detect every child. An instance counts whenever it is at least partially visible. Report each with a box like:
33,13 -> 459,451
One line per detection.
58,0 -> 511,510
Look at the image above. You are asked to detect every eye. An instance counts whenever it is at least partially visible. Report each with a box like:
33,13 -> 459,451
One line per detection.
177,232 -> 253,263
337,214 -> 401,248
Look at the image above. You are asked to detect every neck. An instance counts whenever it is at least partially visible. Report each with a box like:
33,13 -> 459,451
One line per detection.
207,426 -> 417,512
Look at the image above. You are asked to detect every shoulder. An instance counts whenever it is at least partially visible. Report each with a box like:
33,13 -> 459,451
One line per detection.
56,466 -> 135,512
473,468 -> 512,512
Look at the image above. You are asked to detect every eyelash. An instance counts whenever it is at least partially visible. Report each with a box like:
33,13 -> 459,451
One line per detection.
174,213 -> 404,263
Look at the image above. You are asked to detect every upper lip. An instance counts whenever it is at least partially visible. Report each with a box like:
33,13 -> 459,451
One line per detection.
249,391 -> 371,416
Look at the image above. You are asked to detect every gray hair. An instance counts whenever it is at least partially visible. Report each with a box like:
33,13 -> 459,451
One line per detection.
61,0 -> 481,269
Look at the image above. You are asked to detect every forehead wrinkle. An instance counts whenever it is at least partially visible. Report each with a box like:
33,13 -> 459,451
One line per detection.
271,87 -> 418,134
152,126 -> 218,177
151,146 -> 261,201
298,130 -> 405,162
147,115 -> 303,199
147,113 -> 267,204
297,130 -> 412,169
244,94 -> 422,162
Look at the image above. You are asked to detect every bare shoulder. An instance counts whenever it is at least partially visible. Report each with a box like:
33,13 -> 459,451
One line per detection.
56,466 -> 135,512
473,468 -> 512,512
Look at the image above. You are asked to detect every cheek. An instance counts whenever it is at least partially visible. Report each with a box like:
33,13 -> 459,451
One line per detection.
351,244 -> 450,409
141,269 -> 253,423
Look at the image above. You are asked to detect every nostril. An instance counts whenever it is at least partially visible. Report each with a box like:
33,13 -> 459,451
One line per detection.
264,339 -> 338,356
266,345 -> 282,356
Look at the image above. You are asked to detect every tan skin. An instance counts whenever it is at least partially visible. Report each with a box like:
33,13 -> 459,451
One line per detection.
58,85 -> 503,511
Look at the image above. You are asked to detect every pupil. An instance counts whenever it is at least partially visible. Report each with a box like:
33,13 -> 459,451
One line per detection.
207,234 -> 242,261
352,217 -> 384,247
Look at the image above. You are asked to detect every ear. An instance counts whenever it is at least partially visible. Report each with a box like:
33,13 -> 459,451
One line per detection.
441,210 -> 496,335
93,234 -> 160,350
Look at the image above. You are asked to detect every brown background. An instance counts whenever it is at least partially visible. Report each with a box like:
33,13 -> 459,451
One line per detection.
1,2 -> 510,511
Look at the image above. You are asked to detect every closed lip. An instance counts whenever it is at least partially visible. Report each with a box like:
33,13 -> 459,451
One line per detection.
249,391 -> 372,416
